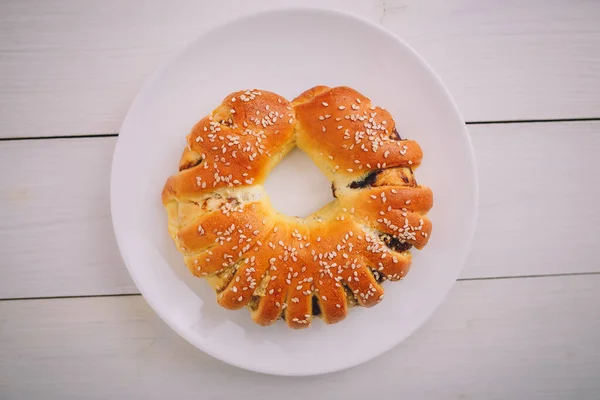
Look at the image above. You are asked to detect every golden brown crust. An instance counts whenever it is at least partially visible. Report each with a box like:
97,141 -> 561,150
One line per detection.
162,89 -> 295,204
293,86 -> 423,177
163,86 -> 433,329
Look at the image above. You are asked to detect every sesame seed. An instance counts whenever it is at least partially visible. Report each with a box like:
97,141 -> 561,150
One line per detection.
322,126 -> 326,132
337,125 -> 343,130
321,295 -> 328,301
338,106 -> 345,110
322,102 -> 329,106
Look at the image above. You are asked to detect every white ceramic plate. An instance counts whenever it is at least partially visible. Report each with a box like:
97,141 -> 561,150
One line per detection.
111,8 -> 477,376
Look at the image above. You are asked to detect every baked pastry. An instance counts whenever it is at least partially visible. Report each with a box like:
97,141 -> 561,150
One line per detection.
162,86 -> 433,329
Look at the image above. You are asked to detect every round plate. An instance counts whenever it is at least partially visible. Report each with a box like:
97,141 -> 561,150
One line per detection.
111,7 -> 478,376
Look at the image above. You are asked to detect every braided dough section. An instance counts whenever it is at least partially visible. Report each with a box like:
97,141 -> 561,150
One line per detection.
162,87 -> 433,329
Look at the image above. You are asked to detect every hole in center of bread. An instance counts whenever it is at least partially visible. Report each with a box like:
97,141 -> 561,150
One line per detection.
264,147 -> 333,218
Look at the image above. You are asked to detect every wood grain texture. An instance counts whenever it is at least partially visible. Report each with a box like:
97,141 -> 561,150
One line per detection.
0,138 -> 136,298
1,0 -> 599,138
1,274 -> 599,399
464,121 -> 600,278
1,121 -> 599,299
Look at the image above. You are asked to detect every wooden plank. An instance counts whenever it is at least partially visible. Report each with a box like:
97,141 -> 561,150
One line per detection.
1,274 -> 599,398
0,138 -> 137,298
1,121 -> 600,299
464,121 -> 600,278
0,0 -> 599,138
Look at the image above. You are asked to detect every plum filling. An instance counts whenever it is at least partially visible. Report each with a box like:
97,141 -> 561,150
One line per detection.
311,295 -> 322,316
379,232 -> 412,253
349,169 -> 382,189
370,268 -> 386,284
390,127 -> 404,141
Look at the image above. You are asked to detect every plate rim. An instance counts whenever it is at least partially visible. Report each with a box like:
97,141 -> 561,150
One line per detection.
110,6 -> 479,376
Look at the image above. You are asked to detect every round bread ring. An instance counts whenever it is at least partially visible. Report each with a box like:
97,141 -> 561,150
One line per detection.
162,86 -> 433,329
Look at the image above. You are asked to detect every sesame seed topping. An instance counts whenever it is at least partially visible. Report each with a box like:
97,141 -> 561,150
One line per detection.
322,102 -> 329,107
338,106 -> 345,110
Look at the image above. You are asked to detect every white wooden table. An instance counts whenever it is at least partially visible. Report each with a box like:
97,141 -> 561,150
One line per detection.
1,1 -> 600,398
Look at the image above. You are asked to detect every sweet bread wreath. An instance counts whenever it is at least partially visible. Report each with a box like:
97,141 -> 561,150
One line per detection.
162,86 -> 433,329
